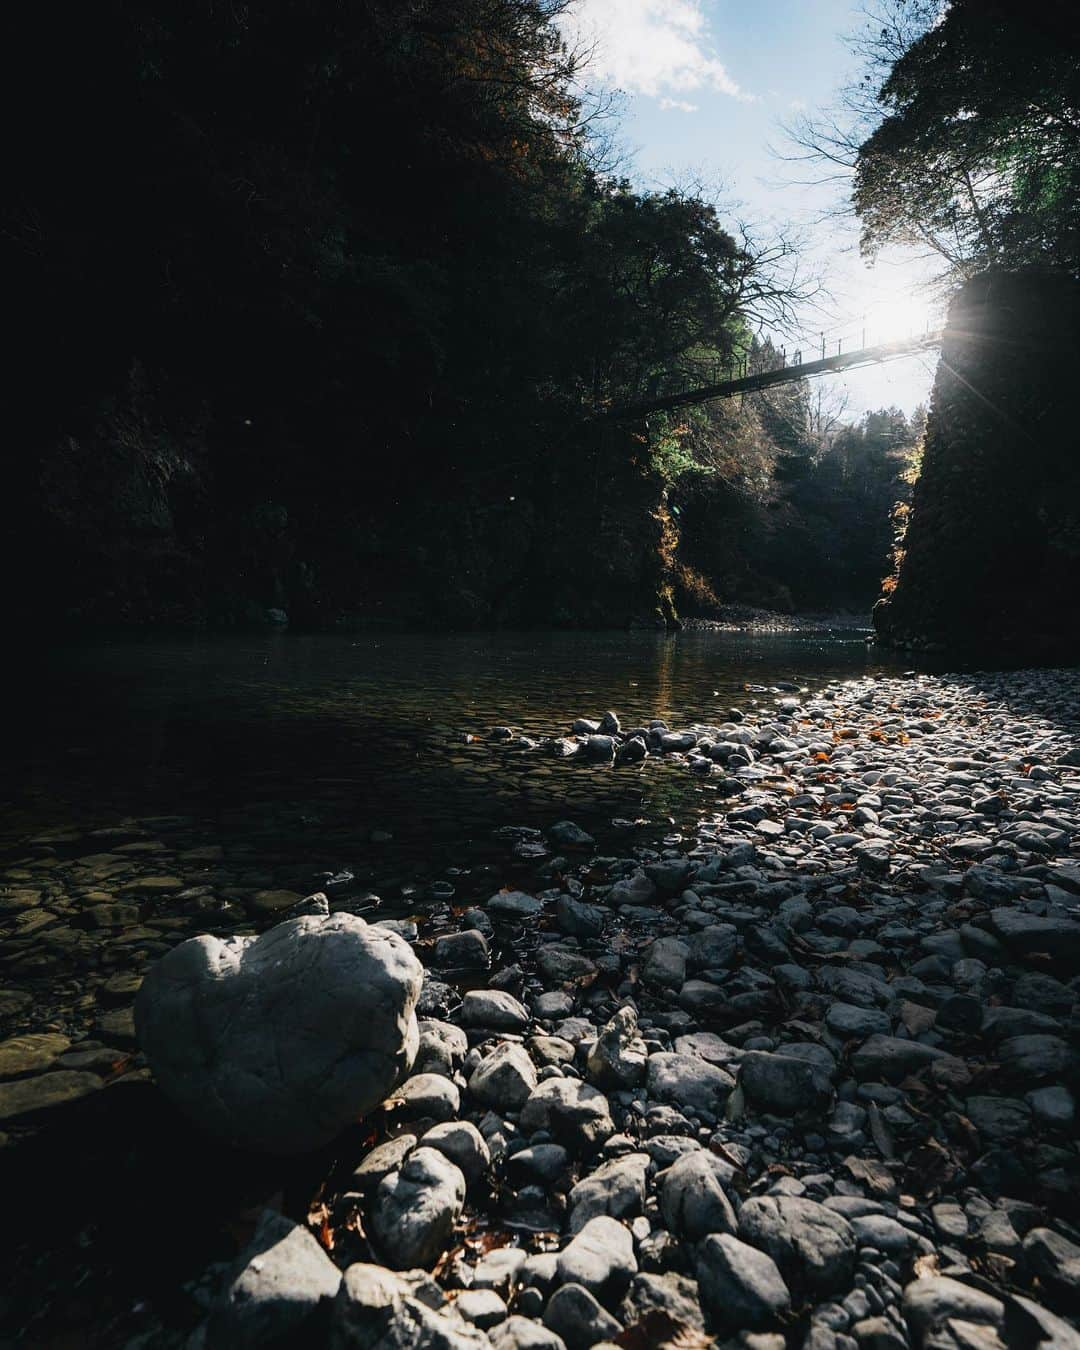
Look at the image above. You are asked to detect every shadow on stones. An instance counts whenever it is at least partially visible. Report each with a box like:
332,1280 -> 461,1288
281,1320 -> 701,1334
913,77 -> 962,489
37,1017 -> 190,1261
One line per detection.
0,1080 -> 346,1345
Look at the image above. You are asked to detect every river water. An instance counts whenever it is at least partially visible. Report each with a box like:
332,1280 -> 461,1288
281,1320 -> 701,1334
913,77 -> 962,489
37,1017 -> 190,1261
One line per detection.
8,625 -> 901,903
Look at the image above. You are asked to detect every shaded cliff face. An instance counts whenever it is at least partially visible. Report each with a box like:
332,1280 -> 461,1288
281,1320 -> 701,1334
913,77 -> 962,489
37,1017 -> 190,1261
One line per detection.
23,372 -> 675,631
874,269 -> 1080,655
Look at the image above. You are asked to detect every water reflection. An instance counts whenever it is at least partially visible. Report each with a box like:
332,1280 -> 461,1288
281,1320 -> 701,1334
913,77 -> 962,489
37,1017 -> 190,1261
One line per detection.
8,628 -> 891,892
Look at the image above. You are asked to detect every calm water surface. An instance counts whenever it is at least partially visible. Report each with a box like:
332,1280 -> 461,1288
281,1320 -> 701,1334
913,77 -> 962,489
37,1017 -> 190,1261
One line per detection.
8,627 -> 899,896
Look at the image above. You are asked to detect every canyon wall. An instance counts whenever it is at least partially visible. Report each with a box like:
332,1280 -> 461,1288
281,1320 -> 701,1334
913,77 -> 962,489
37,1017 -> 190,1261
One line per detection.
874,268 -> 1080,656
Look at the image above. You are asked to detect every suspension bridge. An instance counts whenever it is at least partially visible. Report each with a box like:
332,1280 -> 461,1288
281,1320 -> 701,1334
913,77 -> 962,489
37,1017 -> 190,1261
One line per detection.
611,324 -> 943,419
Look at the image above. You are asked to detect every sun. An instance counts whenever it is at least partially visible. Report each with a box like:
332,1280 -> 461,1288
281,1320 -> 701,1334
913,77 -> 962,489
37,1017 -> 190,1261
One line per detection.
864,294 -> 937,343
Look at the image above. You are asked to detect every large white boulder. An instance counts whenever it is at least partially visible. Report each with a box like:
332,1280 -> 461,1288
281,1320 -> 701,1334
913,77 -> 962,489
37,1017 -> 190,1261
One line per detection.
135,914 -> 423,1153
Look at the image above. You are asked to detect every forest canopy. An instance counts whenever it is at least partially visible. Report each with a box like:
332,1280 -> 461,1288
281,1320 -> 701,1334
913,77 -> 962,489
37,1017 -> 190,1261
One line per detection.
2,0 -> 923,626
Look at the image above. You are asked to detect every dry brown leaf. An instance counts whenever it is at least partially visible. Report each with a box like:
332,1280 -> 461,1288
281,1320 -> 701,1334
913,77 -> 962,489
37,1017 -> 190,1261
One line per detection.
307,1199 -> 334,1252
616,1309 -> 717,1348
464,1229 -> 514,1258
843,1155 -> 897,1198
868,1102 -> 896,1160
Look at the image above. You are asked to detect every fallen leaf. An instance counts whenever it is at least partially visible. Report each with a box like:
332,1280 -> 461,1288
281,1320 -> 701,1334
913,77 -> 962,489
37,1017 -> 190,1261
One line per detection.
842,1155 -> 897,1199
464,1230 -> 514,1257
868,1102 -> 896,1160
616,1309 -> 717,1348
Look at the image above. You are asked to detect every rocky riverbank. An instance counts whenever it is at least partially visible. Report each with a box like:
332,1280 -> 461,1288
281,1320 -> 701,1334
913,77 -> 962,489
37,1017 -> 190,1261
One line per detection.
3,668 -> 1080,1347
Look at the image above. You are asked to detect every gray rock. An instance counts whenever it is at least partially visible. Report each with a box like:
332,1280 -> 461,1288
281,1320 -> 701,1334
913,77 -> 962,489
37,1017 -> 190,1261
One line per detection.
659,1151 -> 737,1241
532,991 -> 575,1020
849,1316 -> 906,1349
330,1263 -> 488,1349
853,843 -> 891,878
1023,1227 -> 1080,1303
568,1152 -> 650,1232
659,731 -> 698,753
543,1284 -> 621,1349
556,896 -> 606,939
487,892 -> 544,921
607,872 -> 657,908
350,1135 -> 417,1193
469,1041 -> 538,1110
519,1078 -> 614,1154
370,1147 -> 466,1269
1026,1085 -> 1076,1130
472,1247 -> 528,1295
135,914 -> 423,1153
936,992 -> 983,1033
619,1272 -> 705,1332
433,930 -> 491,969
555,1214 -> 637,1305
549,822 -> 596,848
739,1049 -> 833,1116
673,1031 -> 743,1068
536,946 -> 596,983
738,1196 -> 856,1296
506,1144 -> 570,1185
696,1232 -> 791,1333
421,1121 -> 491,1185
460,990 -> 530,1032
988,909 -> 1080,961
849,1035 -> 949,1083
848,1214 -> 916,1257
901,1275 -> 1004,1346
584,736 -> 617,763
997,1034 -> 1077,1083
415,1021 -> 469,1077
646,1052 -> 736,1119
206,1211 -> 342,1349
677,979 -> 730,1019
642,938 -> 689,989
1004,1293 -> 1080,1349
615,736 -> 648,766
455,1289 -> 507,1329
644,859 -> 693,893
690,924 -> 739,970
392,1073 -> 461,1122
981,1006 -> 1062,1043
825,1004 -> 892,1039
490,1315 -> 567,1349
965,1095 -> 1032,1144
586,1008 -> 647,1090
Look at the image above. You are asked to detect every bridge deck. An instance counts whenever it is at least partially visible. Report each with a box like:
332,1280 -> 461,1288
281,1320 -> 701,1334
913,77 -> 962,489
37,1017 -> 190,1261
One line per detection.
612,331 -> 943,418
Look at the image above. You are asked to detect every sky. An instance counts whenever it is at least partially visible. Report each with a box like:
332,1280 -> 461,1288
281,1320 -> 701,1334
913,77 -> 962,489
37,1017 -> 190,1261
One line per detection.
558,0 -> 942,416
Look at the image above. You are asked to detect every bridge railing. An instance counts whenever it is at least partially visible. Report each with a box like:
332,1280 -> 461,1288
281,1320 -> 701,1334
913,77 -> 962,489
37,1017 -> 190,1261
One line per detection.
619,321 -> 942,410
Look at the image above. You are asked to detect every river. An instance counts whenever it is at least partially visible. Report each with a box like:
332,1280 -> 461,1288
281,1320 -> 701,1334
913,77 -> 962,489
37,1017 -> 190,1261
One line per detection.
7,625 -> 900,901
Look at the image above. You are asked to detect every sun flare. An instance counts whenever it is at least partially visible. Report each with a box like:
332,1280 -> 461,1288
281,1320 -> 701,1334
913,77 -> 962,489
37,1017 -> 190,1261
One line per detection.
864,294 -> 936,343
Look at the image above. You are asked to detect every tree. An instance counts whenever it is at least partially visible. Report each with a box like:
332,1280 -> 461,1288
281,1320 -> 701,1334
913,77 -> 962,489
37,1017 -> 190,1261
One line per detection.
853,1 -> 1080,279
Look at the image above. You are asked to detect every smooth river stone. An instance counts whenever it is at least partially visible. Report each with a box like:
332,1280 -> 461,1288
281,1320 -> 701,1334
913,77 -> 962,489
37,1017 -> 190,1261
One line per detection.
135,914 -> 423,1153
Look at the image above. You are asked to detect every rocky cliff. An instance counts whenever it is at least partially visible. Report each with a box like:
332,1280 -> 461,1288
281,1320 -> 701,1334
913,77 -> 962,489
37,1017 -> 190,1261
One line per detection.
874,268 -> 1080,655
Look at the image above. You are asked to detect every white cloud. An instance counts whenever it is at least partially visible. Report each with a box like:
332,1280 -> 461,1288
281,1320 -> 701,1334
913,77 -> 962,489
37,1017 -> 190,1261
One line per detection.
658,97 -> 699,112
560,0 -> 749,101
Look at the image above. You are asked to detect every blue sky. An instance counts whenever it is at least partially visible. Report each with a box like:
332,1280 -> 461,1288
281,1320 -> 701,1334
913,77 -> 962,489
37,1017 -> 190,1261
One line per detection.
558,0 -> 940,416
